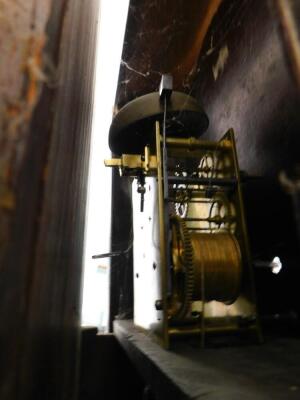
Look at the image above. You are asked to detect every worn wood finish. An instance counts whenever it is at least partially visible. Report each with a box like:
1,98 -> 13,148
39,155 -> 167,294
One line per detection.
114,320 -> 300,400
0,1 -> 57,397
276,0 -> 300,88
115,0 -> 222,109
0,1 -> 99,399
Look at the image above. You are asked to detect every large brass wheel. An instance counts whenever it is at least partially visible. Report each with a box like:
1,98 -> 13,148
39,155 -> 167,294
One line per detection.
169,215 -> 194,321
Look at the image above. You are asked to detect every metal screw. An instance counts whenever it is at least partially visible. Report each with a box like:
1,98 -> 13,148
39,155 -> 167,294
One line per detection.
155,300 -> 163,310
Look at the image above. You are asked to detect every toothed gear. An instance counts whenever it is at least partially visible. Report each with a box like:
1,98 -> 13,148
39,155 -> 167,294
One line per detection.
169,215 -> 194,321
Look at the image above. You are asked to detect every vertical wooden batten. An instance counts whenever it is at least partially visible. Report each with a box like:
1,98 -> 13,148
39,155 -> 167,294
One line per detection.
0,1 -> 100,399
23,1 -> 100,399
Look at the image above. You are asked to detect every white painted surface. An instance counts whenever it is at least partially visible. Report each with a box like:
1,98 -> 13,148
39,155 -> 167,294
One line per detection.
132,178 -> 163,330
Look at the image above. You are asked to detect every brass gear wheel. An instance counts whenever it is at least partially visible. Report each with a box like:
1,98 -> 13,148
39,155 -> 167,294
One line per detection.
169,215 -> 194,321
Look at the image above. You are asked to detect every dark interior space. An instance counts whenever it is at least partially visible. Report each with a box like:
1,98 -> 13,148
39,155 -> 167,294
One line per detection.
79,328 -> 144,400
0,1 -> 300,399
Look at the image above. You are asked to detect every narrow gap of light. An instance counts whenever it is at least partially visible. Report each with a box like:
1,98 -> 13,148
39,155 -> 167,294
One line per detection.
81,0 -> 129,330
